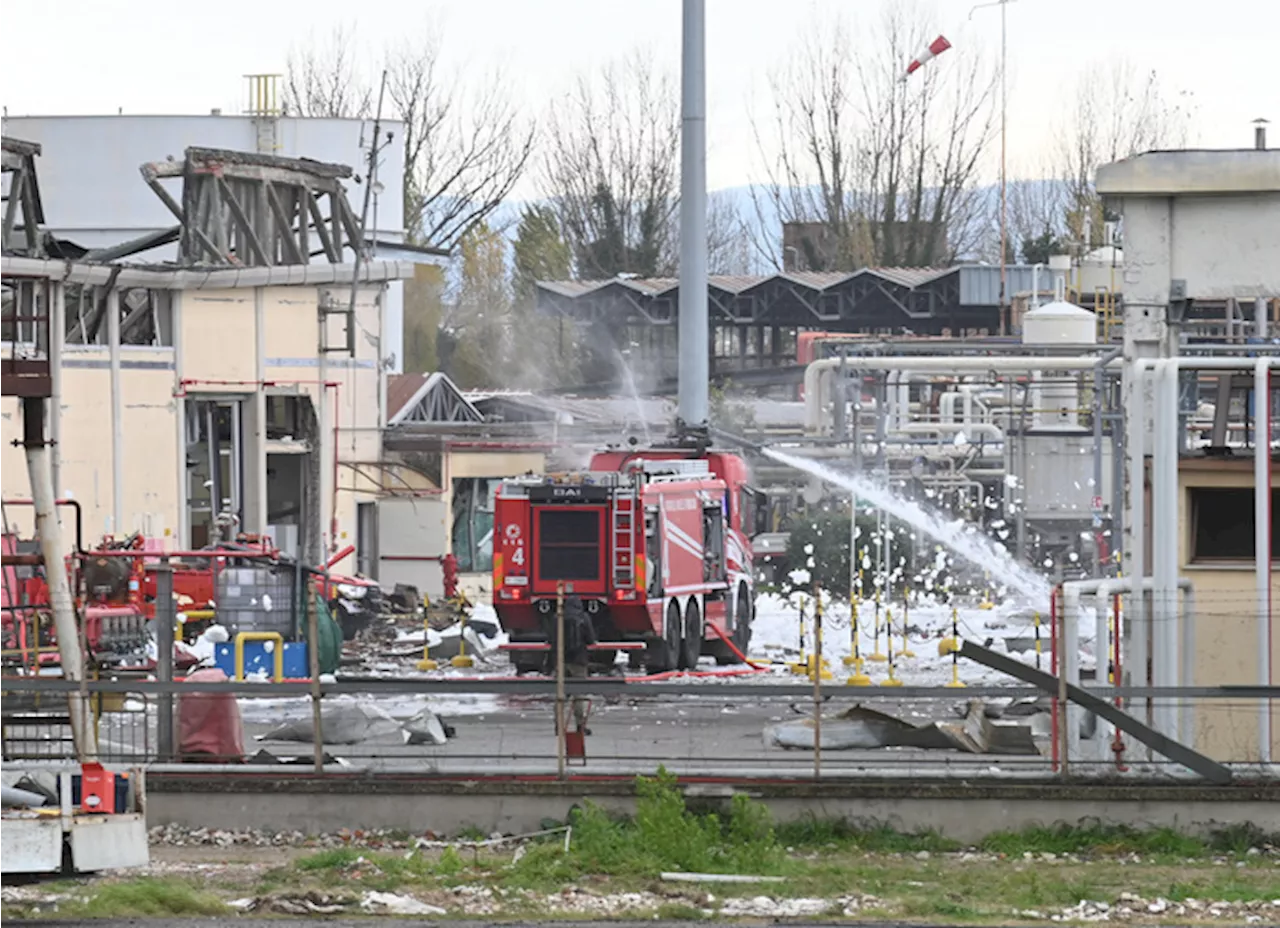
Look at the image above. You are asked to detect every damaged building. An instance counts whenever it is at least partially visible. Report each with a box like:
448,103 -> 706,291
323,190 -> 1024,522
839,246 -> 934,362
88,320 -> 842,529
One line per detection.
1,129 -> 446,572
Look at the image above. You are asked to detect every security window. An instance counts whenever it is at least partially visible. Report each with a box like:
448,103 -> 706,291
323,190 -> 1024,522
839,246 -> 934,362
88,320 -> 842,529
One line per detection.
1188,487 -> 1280,562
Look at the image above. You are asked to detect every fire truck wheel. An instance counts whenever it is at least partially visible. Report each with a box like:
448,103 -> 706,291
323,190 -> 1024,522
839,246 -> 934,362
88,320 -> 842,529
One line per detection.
646,599 -> 682,673
679,598 -> 703,670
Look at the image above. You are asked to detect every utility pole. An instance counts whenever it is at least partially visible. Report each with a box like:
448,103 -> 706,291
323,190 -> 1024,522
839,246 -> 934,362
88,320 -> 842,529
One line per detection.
970,0 -> 1012,331
677,0 -> 709,436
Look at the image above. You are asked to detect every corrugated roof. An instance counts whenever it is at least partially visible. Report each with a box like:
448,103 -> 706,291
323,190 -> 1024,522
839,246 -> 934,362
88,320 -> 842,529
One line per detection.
777,271 -> 856,289
387,373 -> 429,422
538,279 -> 610,298
536,268 -> 966,297
869,266 -> 955,288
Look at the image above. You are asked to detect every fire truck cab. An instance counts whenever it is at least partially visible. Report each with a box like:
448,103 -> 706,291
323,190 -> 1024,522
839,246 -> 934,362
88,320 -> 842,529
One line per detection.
493,448 -> 765,673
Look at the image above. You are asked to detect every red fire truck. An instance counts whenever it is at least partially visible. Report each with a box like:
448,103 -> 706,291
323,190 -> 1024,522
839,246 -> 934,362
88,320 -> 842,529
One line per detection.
492,448 -> 766,673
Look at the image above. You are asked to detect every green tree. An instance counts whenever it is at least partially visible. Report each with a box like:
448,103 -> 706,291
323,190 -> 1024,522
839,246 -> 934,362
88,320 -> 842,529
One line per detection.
439,221 -> 510,388
512,205 -> 572,305
509,206 -> 581,389
1021,230 -> 1063,265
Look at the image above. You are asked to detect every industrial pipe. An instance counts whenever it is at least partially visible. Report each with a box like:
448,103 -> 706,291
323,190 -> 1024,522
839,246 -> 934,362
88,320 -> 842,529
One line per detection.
804,355 -> 1122,433
22,397 -> 98,761
1137,356 -> 1277,762
1255,357 -> 1272,763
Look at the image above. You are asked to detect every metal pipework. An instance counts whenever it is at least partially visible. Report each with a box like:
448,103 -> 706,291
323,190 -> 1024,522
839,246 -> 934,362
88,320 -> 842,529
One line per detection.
1136,356 -> 1277,761
804,355 -> 1123,434
1062,576 -> 1195,764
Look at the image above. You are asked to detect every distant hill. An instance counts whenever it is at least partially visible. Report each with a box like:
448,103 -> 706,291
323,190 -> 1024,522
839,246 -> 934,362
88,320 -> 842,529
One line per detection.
485,177 -> 1066,272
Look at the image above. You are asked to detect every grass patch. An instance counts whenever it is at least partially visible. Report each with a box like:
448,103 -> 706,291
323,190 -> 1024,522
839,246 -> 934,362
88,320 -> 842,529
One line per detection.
73,877 -> 227,918
979,822 -> 1207,858
776,815 -> 960,853
508,767 -> 787,886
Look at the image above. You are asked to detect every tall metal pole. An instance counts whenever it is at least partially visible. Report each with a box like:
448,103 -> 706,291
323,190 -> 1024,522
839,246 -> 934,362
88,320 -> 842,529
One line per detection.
998,0 -> 1008,331
154,560 -> 175,761
677,0 -> 709,433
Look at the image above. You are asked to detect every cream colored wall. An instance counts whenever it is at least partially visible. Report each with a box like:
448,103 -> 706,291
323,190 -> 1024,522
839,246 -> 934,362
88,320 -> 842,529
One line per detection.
1178,468 -> 1280,762
258,285 -> 384,557
2,283 -> 388,569
0,347 -> 178,546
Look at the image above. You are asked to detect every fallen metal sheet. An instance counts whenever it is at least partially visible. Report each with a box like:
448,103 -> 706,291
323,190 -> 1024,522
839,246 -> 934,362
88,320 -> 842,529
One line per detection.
959,640 -> 1233,784
765,700 -> 1042,755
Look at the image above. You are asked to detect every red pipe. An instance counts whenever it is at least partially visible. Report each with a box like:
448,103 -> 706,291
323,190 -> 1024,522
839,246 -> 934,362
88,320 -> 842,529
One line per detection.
1111,591 -> 1128,771
326,544 -> 356,570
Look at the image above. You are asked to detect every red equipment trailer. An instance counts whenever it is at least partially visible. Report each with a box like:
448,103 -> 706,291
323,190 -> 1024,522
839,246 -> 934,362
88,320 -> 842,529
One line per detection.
492,448 -> 766,673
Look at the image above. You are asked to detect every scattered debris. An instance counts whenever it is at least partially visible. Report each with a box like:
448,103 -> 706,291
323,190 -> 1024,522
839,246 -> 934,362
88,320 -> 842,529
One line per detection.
360,891 -> 446,916
660,872 -> 786,884
765,698 -> 1044,755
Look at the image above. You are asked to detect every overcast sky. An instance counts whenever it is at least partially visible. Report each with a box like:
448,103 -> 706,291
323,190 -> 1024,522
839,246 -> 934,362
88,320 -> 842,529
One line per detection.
3,0 -> 1276,196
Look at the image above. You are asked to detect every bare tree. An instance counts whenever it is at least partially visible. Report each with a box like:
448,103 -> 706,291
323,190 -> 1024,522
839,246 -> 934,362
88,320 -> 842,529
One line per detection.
283,25 -> 372,119
707,192 -> 758,276
541,55 -> 681,279
751,8 -> 997,270
388,34 -> 536,250
1057,61 -> 1193,249
1004,163 -> 1069,262
284,23 -> 534,251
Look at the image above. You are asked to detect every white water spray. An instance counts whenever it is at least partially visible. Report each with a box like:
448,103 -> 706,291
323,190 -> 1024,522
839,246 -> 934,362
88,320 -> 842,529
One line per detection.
763,447 -> 1051,604
614,350 -> 652,444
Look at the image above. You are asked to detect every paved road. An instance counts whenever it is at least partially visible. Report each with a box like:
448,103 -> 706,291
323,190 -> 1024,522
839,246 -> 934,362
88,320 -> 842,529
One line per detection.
233,691 -> 1052,777
11,682 -> 1060,778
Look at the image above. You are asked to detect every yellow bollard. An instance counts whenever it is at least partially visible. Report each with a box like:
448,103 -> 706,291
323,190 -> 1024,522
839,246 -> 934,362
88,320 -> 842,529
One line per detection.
867,590 -> 887,662
844,588 -> 871,685
900,587 -> 916,658
978,572 -> 995,610
843,591 -> 862,667
450,593 -> 475,669
416,594 -> 438,671
788,595 -> 810,675
881,607 -> 903,686
943,605 -> 965,688
808,593 -> 833,681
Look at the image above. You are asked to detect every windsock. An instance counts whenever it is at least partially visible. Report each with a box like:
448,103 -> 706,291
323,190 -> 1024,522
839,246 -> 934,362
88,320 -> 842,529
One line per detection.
903,35 -> 952,78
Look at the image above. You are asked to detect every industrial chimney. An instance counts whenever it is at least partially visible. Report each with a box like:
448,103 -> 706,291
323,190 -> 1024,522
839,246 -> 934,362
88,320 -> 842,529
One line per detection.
1255,118 -> 1269,150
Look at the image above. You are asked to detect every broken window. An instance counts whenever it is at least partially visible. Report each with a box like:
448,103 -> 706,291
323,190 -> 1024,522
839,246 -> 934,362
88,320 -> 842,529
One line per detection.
64,285 -> 172,346
451,478 -> 498,573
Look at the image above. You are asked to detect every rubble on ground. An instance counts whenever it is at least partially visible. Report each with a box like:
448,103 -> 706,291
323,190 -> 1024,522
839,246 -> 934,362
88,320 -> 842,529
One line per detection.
1020,894 -> 1280,923
149,823 -> 424,848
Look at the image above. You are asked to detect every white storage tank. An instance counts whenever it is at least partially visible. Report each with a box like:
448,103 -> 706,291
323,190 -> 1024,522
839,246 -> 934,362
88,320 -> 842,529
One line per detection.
1022,300 -> 1096,430
1022,300 -> 1097,347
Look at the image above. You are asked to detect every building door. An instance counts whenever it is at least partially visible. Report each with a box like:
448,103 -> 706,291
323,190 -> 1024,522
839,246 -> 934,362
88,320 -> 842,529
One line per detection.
185,397 -> 244,547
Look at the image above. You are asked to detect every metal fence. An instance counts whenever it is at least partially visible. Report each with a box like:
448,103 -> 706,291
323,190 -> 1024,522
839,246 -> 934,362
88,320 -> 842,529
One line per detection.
3,674 -> 1275,783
